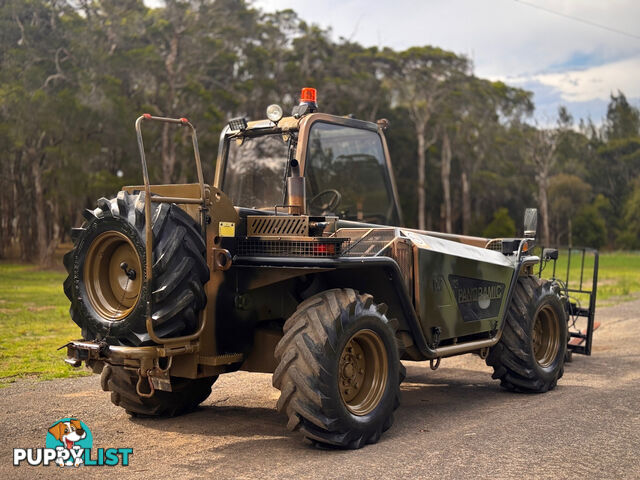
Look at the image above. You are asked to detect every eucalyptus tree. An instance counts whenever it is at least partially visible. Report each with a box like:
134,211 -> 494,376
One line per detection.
0,0 -> 92,264
385,46 -> 469,230
547,173 -> 592,246
446,77 -> 532,234
604,91 -> 640,141
523,125 -> 558,246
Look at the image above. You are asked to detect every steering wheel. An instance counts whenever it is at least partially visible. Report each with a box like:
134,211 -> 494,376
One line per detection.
309,189 -> 342,215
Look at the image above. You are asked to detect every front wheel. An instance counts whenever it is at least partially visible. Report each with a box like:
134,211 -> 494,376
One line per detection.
272,288 -> 405,449
486,276 -> 567,393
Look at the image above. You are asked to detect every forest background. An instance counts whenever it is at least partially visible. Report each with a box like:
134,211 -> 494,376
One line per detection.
2,0 -> 640,266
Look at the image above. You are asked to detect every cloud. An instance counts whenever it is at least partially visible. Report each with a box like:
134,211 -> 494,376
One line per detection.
254,0 -> 640,121
507,77 -> 610,124
532,57 -> 640,102
255,1 -> 640,73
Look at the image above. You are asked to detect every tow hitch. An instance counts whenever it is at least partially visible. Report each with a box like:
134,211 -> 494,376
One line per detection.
59,340 -> 199,395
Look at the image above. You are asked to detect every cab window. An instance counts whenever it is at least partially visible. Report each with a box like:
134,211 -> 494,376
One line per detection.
223,134 -> 289,209
305,122 -> 397,224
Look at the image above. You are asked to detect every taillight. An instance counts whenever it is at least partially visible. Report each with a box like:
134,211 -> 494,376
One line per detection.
313,243 -> 336,256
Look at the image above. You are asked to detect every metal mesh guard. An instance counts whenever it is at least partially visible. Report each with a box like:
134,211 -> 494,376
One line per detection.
485,239 -> 503,252
237,238 -> 348,257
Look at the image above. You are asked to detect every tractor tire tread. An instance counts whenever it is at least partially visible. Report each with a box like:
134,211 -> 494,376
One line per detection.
101,365 -> 216,417
273,288 -> 402,449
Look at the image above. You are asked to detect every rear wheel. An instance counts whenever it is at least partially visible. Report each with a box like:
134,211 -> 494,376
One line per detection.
101,365 -> 217,416
273,288 -> 405,449
486,276 -> 567,393
84,231 -> 143,321
63,190 -> 209,346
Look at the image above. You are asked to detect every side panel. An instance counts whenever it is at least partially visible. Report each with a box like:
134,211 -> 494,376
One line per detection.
404,231 -> 515,344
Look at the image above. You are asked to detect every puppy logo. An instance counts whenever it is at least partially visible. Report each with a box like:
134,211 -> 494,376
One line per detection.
45,418 -> 92,467
14,418 -> 131,467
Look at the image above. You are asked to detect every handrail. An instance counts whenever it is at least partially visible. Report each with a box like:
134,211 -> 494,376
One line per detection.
134,114 -> 208,345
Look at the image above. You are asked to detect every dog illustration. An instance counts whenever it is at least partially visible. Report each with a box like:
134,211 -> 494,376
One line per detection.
48,419 -> 86,467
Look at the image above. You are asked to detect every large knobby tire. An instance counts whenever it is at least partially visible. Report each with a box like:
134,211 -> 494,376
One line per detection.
486,276 -> 567,393
273,288 -> 405,449
101,365 -> 217,416
63,190 -> 209,346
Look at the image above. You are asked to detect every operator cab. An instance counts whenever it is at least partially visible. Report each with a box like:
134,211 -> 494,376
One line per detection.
215,88 -> 402,226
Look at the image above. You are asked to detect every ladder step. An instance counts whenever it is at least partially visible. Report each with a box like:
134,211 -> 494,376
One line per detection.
198,353 -> 243,366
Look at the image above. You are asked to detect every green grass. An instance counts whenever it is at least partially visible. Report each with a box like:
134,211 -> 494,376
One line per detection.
0,252 -> 639,386
534,249 -> 640,306
0,263 -> 90,386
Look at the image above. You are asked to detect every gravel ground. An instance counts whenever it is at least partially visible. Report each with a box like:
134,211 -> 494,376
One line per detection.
1,299 -> 639,479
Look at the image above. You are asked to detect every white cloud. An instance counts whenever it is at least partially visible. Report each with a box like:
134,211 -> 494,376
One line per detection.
531,57 -> 640,102
254,0 -> 640,119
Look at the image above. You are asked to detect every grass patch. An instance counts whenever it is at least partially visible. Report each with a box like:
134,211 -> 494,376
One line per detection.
0,263 -> 90,386
535,250 -> 640,306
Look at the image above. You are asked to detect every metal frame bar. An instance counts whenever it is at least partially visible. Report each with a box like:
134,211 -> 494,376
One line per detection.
134,114 -> 208,345
571,249 -> 598,355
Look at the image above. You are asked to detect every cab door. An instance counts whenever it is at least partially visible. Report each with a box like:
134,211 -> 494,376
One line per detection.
299,116 -> 401,226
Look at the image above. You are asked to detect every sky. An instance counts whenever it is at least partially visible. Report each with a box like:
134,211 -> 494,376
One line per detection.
144,0 -> 640,125
252,0 -> 640,125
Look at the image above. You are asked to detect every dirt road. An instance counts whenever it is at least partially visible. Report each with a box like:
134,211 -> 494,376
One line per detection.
2,299 -> 639,479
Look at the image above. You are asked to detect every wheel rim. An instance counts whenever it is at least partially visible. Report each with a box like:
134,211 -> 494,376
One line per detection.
338,329 -> 388,416
84,231 -> 142,321
532,304 -> 561,368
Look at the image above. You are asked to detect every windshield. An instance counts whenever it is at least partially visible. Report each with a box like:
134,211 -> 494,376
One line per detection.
223,134 -> 290,209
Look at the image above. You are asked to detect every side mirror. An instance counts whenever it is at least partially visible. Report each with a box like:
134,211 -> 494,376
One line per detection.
524,208 -> 537,238
543,248 -> 558,261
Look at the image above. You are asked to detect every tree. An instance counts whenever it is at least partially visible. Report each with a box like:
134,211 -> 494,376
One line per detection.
548,173 -> 591,246
0,0 -> 92,265
482,208 -> 516,238
523,125 -> 558,246
588,138 -> 640,223
385,46 -> 469,230
605,91 -> 640,141
616,177 -> 640,249
572,206 -> 607,249
447,77 -> 532,234
1,0 -> 638,265
440,128 -> 453,232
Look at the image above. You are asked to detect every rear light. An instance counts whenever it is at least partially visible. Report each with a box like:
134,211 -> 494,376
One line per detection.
313,243 -> 336,256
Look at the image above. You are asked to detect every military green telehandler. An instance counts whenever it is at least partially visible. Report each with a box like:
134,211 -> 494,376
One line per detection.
62,88 -> 598,448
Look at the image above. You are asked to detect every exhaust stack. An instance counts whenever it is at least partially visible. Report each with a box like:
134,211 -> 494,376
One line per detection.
287,159 -> 305,215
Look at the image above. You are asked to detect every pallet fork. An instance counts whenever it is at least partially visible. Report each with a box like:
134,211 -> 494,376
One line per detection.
538,246 -> 599,356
